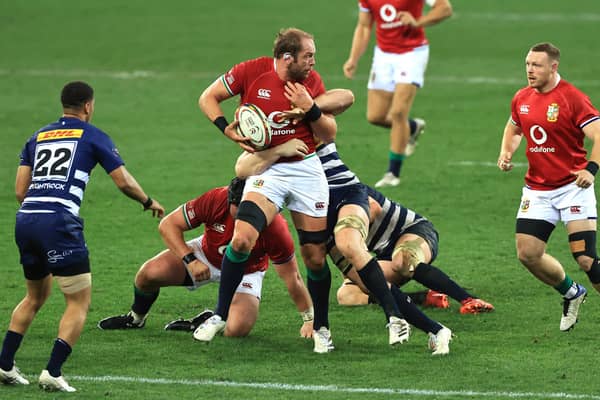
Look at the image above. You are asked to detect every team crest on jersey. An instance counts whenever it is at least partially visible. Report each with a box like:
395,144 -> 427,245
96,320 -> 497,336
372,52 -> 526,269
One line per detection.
519,104 -> 530,114
546,103 -> 559,122
252,179 -> 264,188
520,199 -> 530,212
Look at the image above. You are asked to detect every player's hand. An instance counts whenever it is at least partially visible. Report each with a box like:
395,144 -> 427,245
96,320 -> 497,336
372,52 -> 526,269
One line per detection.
396,11 -> 417,27
300,320 -> 313,339
275,138 -> 309,158
497,152 -> 513,171
343,59 -> 357,79
144,199 -> 165,218
280,107 -> 305,125
284,82 -> 313,112
186,259 -> 211,282
571,169 -> 595,188
224,120 -> 255,153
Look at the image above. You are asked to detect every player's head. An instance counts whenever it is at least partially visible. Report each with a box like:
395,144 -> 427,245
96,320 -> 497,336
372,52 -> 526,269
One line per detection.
273,28 -> 315,81
227,177 -> 246,206
61,81 -> 95,122
525,42 -> 560,92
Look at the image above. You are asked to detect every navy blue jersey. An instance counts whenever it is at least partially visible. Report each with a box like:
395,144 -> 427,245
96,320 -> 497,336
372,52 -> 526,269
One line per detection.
366,186 -> 427,254
18,117 -> 124,216
317,142 -> 360,188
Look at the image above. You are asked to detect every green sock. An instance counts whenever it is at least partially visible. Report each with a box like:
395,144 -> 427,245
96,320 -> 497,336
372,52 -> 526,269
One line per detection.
554,275 -> 574,296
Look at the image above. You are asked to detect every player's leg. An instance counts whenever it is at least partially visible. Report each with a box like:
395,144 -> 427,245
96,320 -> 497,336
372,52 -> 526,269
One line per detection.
366,89 -> 393,127
39,272 -> 91,392
98,247 -> 190,329
224,293 -> 260,338
568,222 -> 600,294
0,276 -> 52,385
216,191 -> 277,322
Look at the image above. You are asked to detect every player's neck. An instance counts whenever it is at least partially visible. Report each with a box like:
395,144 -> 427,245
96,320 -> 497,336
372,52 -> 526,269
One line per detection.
537,73 -> 560,94
62,111 -> 86,121
273,58 -> 289,81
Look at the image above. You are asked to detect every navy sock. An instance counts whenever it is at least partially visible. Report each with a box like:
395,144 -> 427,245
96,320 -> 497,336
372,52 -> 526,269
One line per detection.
131,285 -> 160,315
307,263 -> 331,330
357,258 -> 401,321
0,330 -> 24,370
409,119 -> 417,135
46,338 -> 72,378
390,285 -> 442,334
388,152 -> 405,177
215,245 -> 248,319
413,263 -> 472,302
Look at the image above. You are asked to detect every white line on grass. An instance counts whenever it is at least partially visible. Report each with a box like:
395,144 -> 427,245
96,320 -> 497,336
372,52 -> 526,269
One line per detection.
1,68 -> 600,87
70,375 -> 600,400
448,161 -> 527,168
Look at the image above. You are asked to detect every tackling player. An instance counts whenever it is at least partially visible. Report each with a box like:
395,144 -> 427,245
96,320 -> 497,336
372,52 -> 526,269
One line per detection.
498,42 -> 600,331
0,81 -> 165,392
197,28 -> 403,352
97,178 -> 314,340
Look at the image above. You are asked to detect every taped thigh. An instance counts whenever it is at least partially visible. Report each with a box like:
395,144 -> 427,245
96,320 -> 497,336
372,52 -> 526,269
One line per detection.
334,215 -> 368,241
55,273 -> 92,294
392,238 -> 425,272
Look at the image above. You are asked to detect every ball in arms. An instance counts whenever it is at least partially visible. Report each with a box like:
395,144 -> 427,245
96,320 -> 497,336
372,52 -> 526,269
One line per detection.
234,103 -> 272,150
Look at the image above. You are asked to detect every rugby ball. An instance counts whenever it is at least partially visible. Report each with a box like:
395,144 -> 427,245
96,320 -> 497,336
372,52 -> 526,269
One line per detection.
234,103 -> 272,150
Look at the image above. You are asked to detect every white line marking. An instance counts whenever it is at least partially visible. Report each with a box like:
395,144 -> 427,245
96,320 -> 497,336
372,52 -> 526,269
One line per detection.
449,161 -> 527,168
1,68 -> 599,87
68,375 -> 600,399
456,12 -> 600,22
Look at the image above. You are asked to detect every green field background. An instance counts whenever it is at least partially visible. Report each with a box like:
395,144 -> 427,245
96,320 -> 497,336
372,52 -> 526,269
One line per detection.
1,1 -> 600,399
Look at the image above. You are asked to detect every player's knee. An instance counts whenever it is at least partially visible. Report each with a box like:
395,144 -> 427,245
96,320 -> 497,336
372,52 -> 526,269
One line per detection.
366,112 -> 386,126
224,319 -> 253,337
569,231 -> 600,283
301,247 -> 326,269
516,243 -> 544,267
230,234 -> 255,253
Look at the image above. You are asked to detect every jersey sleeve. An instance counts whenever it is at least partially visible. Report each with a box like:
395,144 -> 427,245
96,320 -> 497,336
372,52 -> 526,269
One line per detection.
510,91 -> 521,127
94,131 -> 125,174
358,0 -> 370,12
264,215 -> 295,264
19,137 -> 35,166
222,59 -> 255,97
182,189 -> 221,229
570,88 -> 600,129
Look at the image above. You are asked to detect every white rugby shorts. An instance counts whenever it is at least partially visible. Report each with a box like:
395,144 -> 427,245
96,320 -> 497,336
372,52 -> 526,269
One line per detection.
368,45 -> 429,92
244,153 -> 329,218
185,236 -> 265,299
516,182 -> 597,225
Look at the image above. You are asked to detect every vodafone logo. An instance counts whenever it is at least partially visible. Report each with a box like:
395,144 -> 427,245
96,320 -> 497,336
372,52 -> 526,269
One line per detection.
528,125 -> 555,153
380,4 -> 396,22
529,125 -> 547,145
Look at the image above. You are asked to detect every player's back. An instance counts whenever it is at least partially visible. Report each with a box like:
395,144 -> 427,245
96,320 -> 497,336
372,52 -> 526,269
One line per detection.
19,117 -> 124,216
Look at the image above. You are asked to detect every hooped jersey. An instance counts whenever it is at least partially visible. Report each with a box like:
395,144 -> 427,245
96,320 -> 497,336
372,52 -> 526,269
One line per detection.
182,187 -> 295,274
359,0 -> 434,54
510,78 -> 600,190
18,117 -> 124,216
222,56 -> 326,161
316,142 -> 360,189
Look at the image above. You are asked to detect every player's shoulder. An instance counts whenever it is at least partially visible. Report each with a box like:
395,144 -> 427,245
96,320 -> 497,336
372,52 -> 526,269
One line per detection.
236,56 -> 273,72
556,79 -> 588,98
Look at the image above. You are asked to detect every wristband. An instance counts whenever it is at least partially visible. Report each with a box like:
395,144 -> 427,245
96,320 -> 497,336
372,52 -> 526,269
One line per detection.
182,252 -> 197,265
142,197 -> 153,209
213,116 -> 229,134
300,306 -> 314,323
304,103 -> 322,122
585,161 -> 599,176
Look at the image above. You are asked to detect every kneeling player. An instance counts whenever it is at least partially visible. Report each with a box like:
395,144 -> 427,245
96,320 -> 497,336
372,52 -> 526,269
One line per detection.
98,178 -> 314,340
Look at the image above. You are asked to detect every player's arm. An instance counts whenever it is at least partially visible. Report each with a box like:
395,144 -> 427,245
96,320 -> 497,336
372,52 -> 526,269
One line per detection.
109,166 -> 165,217
273,255 -> 314,338
235,139 -> 309,178
417,0 -> 453,27
497,118 -> 523,172
15,165 -> 32,204
158,205 -> 210,282
199,78 -> 254,152
573,119 -> 600,187
343,11 -> 373,79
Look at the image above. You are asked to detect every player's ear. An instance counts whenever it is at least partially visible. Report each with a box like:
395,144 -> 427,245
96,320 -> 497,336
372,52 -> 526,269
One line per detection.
283,52 -> 292,62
